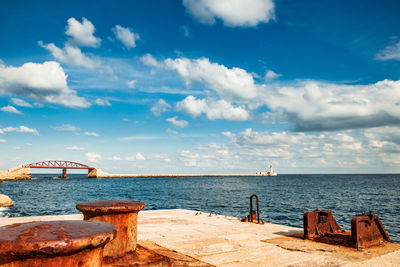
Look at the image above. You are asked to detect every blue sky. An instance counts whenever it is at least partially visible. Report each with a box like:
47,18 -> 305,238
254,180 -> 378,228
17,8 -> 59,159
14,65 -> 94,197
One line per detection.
1,0 -> 400,174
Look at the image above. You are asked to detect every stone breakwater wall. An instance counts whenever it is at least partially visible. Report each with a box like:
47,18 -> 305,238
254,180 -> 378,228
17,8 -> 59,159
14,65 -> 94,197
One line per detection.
0,167 -> 31,181
89,169 -> 269,178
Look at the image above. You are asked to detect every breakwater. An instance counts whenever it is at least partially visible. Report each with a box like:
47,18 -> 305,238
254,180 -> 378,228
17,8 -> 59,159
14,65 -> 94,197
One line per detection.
88,167 -> 271,178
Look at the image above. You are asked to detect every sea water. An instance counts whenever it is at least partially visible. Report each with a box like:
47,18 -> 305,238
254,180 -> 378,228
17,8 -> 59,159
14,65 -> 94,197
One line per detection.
1,174 -> 399,243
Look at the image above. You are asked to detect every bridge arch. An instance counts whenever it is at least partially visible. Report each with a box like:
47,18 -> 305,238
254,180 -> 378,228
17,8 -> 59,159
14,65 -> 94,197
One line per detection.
22,160 -> 95,178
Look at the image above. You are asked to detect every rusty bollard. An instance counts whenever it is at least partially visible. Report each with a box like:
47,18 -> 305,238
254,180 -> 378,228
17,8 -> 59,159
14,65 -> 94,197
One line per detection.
76,200 -> 145,259
0,220 -> 116,267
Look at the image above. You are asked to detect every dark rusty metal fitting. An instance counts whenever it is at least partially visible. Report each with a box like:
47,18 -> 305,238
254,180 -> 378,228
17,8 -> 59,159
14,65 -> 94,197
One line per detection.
304,209 -> 390,249
303,209 -> 342,239
76,200 -> 145,259
241,194 -> 264,224
351,210 -> 390,249
0,220 -> 116,267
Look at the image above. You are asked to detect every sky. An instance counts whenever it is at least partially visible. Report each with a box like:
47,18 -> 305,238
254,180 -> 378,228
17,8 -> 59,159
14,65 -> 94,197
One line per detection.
1,0 -> 400,174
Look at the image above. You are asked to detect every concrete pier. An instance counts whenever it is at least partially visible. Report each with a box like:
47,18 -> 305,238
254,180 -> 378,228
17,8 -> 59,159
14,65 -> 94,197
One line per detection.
0,209 -> 399,266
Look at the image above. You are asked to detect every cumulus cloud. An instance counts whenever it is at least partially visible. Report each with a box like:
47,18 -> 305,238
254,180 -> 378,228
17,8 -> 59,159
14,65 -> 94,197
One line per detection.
264,70 -> 281,81
264,79 -> 400,131
53,124 -> 81,131
113,25 -> 140,49
176,95 -> 249,120
84,131 -> 100,137
151,99 -> 171,116
86,152 -> 101,162
0,126 -> 38,135
66,146 -> 86,151
1,105 -> 22,114
165,57 -> 257,100
65,17 -> 101,47
39,42 -> 99,69
0,139 -> 5,143
182,0 -> 275,27
0,61 -> 90,108
11,98 -> 32,107
140,54 -> 163,68
126,153 -> 146,161
126,80 -> 137,88
94,98 -> 111,106
166,116 -> 189,128
375,41 -> 400,61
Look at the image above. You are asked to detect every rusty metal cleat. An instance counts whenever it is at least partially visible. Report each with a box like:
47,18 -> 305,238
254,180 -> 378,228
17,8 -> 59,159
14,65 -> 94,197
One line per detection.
351,210 -> 390,249
303,209 -> 343,239
0,220 -> 116,267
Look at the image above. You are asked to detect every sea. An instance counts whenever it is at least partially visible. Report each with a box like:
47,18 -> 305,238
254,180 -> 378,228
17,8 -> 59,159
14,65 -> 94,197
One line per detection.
0,173 -> 399,243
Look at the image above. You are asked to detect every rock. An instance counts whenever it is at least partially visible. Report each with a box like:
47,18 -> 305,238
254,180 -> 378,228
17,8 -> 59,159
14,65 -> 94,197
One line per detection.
0,194 -> 13,207
0,167 -> 31,180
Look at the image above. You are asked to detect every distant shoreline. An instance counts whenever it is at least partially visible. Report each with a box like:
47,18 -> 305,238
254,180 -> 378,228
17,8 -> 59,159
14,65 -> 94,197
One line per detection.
90,173 -> 277,178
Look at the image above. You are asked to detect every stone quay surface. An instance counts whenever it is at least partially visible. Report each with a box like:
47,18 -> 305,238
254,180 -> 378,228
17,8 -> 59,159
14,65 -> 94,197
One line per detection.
0,209 -> 399,266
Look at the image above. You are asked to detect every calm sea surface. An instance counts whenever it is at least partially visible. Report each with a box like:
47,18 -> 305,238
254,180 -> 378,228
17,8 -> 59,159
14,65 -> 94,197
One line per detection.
1,174 -> 399,242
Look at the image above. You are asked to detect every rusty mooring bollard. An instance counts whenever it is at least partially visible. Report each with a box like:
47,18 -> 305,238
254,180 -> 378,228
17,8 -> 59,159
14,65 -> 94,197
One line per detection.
351,210 -> 390,249
76,200 -> 145,259
0,220 -> 116,267
303,209 -> 390,249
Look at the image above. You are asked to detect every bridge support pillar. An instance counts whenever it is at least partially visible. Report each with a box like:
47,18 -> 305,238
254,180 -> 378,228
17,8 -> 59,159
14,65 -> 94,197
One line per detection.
62,168 -> 67,178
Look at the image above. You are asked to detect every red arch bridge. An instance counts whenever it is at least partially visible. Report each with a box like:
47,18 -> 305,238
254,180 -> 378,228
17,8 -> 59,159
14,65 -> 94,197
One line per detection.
22,160 -> 95,178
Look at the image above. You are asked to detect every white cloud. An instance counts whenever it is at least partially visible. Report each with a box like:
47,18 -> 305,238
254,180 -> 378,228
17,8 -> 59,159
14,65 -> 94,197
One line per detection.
85,131 -> 100,137
264,70 -> 282,81
135,153 -> 145,161
1,105 -> 22,115
119,135 -> 155,141
0,139 -> 5,143
94,98 -> 111,106
264,79 -> 400,131
66,146 -> 86,151
0,61 -> 90,108
182,0 -> 275,27
108,156 -> 123,161
0,126 -> 38,135
53,124 -> 81,131
113,25 -> 140,49
165,57 -> 257,100
375,40 -> 400,61
126,153 -> 146,161
140,54 -> 163,68
126,80 -> 137,88
39,42 -> 99,69
11,98 -> 32,107
151,99 -> 171,116
166,116 -> 189,128
65,17 -> 101,47
176,96 -> 249,120
86,152 -> 101,162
